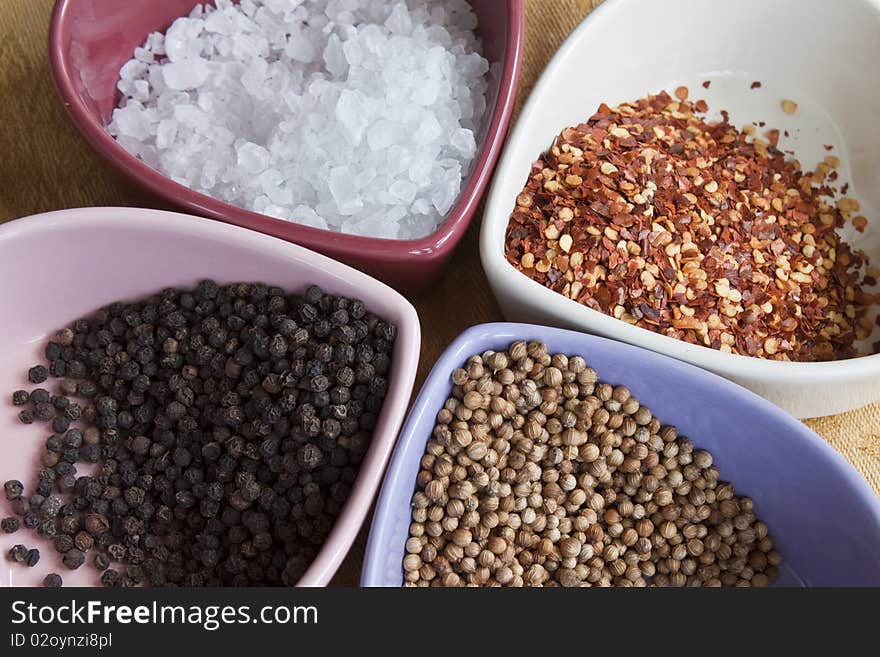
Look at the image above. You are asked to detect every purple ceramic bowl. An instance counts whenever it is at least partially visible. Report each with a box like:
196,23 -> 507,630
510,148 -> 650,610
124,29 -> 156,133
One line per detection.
48,0 -> 524,293
0,207 -> 421,586
362,322 -> 880,586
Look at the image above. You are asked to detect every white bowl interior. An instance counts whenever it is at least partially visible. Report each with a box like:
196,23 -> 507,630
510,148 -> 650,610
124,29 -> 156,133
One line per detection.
482,0 -> 880,417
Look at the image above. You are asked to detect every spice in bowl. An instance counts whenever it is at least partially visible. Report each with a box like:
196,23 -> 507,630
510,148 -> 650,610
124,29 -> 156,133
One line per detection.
110,0 -> 490,240
403,340 -> 781,587
505,90 -> 878,361
3,281 -> 395,586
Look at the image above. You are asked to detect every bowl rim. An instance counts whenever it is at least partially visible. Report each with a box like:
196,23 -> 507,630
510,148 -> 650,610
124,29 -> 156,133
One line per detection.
479,0 -> 880,381
0,206 -> 422,586
48,0 -> 526,262
361,321 -> 880,586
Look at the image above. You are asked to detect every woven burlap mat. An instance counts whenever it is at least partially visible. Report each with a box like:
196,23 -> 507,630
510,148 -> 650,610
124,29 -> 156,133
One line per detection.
0,0 -> 876,536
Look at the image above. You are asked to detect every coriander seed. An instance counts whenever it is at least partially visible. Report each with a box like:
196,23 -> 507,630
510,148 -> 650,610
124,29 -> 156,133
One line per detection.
403,341 -> 780,587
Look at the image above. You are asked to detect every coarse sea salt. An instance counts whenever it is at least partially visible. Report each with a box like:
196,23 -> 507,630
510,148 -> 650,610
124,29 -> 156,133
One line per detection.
109,0 -> 491,240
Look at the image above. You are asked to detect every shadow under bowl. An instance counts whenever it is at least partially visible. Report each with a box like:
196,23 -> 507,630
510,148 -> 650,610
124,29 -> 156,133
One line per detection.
49,0 -> 525,293
0,207 -> 421,586
362,322 -> 880,586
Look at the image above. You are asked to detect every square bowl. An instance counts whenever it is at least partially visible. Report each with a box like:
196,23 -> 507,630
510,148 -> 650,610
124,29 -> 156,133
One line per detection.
49,0 -> 525,293
480,0 -> 880,417
0,207 -> 421,586
362,322 -> 880,586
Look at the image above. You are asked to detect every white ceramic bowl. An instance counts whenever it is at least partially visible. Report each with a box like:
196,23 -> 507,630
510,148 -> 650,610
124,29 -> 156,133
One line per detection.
481,0 -> 880,418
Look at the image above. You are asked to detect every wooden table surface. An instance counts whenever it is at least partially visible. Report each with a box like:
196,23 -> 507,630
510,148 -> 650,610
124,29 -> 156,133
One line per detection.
2,0 -> 878,586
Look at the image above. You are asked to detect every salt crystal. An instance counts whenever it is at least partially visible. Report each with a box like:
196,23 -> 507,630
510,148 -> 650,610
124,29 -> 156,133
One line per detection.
411,78 -> 440,106
389,179 -> 417,204
412,198 -> 431,215
286,33 -> 316,63
164,19 -> 203,62
366,119 -> 396,151
290,205 -> 329,230
112,104 -> 151,141
156,119 -> 177,149
328,166 -> 363,215
335,89 -> 369,145
110,0 -> 490,240
133,80 -> 151,102
237,142 -> 270,172
450,127 -> 476,159
146,33 -> 166,56
385,3 -> 413,35
120,60 -> 147,81
414,114 -> 442,144
431,175 -> 459,214
323,34 -> 347,77
162,59 -> 210,90
259,169 -> 293,204
201,160 -> 220,188
342,38 -> 363,67
134,47 -> 154,63
172,103 -> 204,126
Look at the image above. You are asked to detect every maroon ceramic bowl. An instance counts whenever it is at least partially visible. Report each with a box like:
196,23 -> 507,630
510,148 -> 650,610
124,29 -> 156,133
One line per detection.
49,0 -> 524,293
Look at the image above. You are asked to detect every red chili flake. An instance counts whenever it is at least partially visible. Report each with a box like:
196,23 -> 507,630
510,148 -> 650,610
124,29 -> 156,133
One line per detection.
824,144 -> 834,151
702,80 -> 711,89
505,90 -> 878,362
751,81 -> 762,89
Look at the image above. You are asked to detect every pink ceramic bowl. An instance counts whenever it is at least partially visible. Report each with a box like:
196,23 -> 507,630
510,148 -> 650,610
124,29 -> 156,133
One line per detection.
48,0 -> 525,293
0,207 -> 421,587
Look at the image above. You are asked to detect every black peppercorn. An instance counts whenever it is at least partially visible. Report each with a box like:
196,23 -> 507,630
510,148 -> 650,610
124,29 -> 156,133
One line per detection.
28,365 -> 48,384
43,573 -> 63,588
101,569 -> 121,586
52,416 -> 71,433
53,535 -> 74,553
25,548 -> 40,567
64,403 -> 83,421
22,513 -> 40,530
8,544 -> 28,562
4,480 -> 23,500
2,517 -> 20,533
30,388 -> 50,404
51,395 -> 70,410
62,549 -> 86,570
12,390 -> 29,406
33,403 -> 54,422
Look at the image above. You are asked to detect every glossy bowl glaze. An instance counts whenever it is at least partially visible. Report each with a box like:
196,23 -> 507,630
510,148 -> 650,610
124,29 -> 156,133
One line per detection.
480,0 -> 880,417
0,207 -> 420,587
49,0 -> 525,292
362,323 -> 880,586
